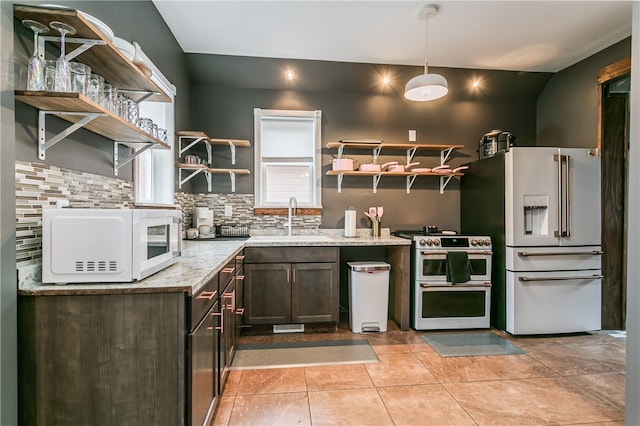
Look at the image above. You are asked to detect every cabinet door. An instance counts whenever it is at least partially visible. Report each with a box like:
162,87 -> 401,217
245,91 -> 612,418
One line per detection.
188,302 -> 218,426
292,263 -> 339,323
245,263 -> 291,324
219,281 -> 236,391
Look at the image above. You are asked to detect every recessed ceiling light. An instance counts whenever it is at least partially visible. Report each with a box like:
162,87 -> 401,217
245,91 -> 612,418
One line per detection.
382,75 -> 390,84
285,69 -> 296,80
472,80 -> 481,88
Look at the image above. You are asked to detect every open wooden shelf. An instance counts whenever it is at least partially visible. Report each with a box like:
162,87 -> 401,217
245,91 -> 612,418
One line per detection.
14,4 -> 169,102
16,91 -> 169,147
326,170 -> 463,177
326,142 -> 464,151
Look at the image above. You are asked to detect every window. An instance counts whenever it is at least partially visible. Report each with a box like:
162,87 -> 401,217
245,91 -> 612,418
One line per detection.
254,109 -> 322,208
134,56 -> 176,206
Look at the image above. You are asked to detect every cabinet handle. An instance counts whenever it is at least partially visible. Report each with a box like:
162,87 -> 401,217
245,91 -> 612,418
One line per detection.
292,268 -> 296,284
236,274 -> 245,281
235,308 -> 245,315
287,268 -> 290,283
223,290 -> 236,311
518,250 -> 602,257
222,266 -> 235,274
519,274 -> 603,282
196,290 -> 217,300
212,311 -> 223,332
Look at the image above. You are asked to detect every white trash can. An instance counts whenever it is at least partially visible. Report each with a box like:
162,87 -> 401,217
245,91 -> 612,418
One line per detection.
348,261 -> 390,333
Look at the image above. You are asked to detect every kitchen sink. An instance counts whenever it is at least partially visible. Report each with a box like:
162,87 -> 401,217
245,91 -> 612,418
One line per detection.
249,235 -> 334,242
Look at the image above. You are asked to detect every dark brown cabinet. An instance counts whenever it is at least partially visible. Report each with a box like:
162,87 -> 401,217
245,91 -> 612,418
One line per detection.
19,292 -> 186,426
219,252 -> 244,391
188,274 -> 219,426
244,247 -> 339,325
17,249 -> 245,426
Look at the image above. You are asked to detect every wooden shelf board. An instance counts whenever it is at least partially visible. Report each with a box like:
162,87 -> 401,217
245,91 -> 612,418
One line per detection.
326,142 -> 381,149
326,170 -> 463,177
177,165 -> 250,175
14,5 -> 169,103
16,91 -> 169,147
177,131 -> 209,139
326,142 -> 464,151
177,164 -> 209,171
208,138 -> 251,147
210,168 -> 250,175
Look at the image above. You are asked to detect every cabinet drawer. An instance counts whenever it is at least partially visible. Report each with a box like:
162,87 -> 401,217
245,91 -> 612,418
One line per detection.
189,274 -> 217,331
245,246 -> 338,263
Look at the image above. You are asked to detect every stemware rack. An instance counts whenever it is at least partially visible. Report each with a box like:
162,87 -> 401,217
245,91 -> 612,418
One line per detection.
325,141 -> 465,194
13,4 -> 170,176
177,131 -> 251,192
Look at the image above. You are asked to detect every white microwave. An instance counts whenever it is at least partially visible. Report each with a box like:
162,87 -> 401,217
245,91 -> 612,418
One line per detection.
42,208 -> 182,284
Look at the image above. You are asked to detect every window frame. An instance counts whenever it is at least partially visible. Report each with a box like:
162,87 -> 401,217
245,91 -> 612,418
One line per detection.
253,108 -> 322,209
133,61 -> 176,206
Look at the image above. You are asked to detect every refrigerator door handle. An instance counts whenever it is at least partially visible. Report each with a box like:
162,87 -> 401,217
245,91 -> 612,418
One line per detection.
517,250 -> 603,257
564,155 -> 571,237
519,274 -> 604,282
553,154 -> 563,237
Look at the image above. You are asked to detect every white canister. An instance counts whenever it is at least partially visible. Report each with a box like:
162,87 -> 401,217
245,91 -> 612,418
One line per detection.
344,208 -> 356,237
186,228 -> 199,239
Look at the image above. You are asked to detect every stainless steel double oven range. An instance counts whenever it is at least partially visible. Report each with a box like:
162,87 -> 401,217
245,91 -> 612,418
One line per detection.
395,231 -> 493,330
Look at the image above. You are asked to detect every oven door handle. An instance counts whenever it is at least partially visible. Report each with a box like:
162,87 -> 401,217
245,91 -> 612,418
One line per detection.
518,274 -> 603,282
420,250 -> 493,256
517,250 -> 603,257
420,282 -> 492,288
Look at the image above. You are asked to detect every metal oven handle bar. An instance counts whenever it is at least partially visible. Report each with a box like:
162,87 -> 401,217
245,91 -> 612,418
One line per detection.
419,282 -> 492,288
519,274 -> 603,282
517,250 -> 603,257
420,250 -> 493,256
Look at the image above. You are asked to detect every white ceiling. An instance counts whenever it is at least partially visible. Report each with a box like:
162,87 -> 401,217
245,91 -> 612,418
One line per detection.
152,1 -> 632,73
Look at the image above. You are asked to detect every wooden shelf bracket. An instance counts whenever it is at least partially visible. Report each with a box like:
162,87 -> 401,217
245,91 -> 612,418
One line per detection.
38,110 -> 105,160
39,35 -> 106,62
178,134 -> 207,156
179,167 -> 211,191
113,142 -> 154,176
372,173 -> 382,193
225,170 -> 238,192
224,140 -> 238,165
439,175 -> 455,194
407,175 -> 418,194
440,147 -> 455,165
406,146 -> 418,164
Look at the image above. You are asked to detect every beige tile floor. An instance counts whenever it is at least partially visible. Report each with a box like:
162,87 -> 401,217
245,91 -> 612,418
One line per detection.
213,319 -> 626,425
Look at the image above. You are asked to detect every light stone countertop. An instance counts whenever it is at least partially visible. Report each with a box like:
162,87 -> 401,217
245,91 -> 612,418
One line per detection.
18,229 -> 410,296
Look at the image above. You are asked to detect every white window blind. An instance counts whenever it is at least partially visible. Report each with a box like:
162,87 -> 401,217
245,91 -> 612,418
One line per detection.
261,118 -> 314,158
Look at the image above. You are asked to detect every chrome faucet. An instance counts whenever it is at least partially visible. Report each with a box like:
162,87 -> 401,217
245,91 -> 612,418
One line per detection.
288,196 -> 298,236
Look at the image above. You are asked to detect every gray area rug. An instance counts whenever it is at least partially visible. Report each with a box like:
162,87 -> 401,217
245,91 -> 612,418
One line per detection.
231,339 -> 379,370
422,332 -> 526,357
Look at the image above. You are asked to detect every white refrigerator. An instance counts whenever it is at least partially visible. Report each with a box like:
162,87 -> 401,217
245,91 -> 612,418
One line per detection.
461,147 -> 602,335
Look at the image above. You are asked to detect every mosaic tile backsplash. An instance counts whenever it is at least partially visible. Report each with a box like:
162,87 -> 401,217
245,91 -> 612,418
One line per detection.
15,161 -> 134,264
15,161 -> 321,265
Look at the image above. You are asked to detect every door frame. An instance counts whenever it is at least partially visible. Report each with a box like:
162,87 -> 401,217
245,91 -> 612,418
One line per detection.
597,56 -> 630,329
597,57 -> 631,151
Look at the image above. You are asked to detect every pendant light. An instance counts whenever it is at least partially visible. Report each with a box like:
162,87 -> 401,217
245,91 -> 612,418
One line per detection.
404,4 -> 448,101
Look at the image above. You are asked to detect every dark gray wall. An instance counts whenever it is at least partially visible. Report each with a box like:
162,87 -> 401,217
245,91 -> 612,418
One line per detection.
13,0 -> 190,179
187,54 -> 551,231
537,37 -> 631,148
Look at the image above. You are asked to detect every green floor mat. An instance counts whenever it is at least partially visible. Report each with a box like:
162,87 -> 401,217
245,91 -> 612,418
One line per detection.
231,339 -> 379,370
422,332 -> 525,357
